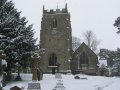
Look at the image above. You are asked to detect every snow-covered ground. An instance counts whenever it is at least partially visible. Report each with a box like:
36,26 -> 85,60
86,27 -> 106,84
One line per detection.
3,73 -> 120,90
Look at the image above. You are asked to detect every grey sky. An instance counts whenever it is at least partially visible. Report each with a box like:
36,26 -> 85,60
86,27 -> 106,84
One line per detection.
12,0 -> 120,50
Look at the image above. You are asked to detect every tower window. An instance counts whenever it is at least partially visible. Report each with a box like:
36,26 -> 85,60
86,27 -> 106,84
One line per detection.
49,53 -> 57,66
52,18 -> 57,28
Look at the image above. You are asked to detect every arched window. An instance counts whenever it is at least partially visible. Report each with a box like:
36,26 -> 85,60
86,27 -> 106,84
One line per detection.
80,52 -> 88,65
79,52 -> 88,69
52,18 -> 57,28
49,53 -> 57,66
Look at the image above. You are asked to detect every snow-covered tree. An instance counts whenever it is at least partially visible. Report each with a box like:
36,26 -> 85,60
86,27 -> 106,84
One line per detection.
0,0 -> 36,79
99,64 -> 108,76
99,49 -> 115,67
0,0 -> 21,72
114,17 -> 120,34
16,24 -> 37,69
99,48 -> 120,76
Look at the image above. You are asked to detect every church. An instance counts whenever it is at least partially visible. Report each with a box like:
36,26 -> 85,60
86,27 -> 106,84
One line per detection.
40,4 -> 98,75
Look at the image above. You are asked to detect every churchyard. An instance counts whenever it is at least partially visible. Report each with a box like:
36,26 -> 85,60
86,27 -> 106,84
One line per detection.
1,73 -> 120,90
0,0 -> 120,90
0,48 -> 120,90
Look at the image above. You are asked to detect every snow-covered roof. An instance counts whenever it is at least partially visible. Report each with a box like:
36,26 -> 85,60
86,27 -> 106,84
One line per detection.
98,59 -> 107,67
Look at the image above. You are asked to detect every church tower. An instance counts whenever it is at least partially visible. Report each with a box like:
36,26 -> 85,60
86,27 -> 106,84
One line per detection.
40,4 -> 72,74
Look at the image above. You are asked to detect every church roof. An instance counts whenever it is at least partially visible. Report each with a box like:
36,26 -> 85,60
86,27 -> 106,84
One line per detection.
73,42 -> 97,57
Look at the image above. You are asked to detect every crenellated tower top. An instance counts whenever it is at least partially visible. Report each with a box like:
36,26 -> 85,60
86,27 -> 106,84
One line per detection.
43,3 -> 68,14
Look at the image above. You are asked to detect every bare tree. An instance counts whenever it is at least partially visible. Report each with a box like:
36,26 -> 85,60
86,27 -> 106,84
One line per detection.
72,36 -> 81,51
83,30 -> 100,52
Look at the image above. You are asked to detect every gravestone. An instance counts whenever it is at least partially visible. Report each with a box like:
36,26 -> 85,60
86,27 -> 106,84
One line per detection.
53,80 -> 66,90
55,73 -> 62,79
27,82 -> 41,90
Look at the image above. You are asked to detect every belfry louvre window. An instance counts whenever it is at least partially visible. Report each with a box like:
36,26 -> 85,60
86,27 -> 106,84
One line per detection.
52,18 -> 57,28
80,52 -> 88,65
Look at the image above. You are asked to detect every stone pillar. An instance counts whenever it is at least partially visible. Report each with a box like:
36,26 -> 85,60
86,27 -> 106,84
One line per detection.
27,53 -> 41,90
31,53 -> 39,81
32,58 -> 37,80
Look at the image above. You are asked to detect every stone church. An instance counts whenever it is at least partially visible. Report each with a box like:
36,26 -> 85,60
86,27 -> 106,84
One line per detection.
71,42 -> 98,75
40,4 -> 98,75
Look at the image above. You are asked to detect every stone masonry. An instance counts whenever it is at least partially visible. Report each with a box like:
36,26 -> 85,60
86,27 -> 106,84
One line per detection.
40,4 -> 72,73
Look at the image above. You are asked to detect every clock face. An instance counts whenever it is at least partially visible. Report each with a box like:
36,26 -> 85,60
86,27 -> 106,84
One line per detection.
51,29 -> 57,35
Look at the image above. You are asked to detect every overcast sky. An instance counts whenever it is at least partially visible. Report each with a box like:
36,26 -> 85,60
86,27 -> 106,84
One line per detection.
12,0 -> 120,50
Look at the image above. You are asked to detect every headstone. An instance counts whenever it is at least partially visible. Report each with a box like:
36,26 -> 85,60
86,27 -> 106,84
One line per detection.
27,82 -> 41,90
10,86 -> 22,90
53,80 -> 66,90
55,73 -> 62,79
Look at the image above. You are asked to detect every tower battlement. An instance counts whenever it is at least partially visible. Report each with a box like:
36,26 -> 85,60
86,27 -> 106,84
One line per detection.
43,4 -> 68,14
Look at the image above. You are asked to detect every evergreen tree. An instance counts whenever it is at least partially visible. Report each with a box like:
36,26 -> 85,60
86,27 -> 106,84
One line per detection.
100,48 -> 120,76
0,0 -> 21,71
0,0 -> 36,79
99,49 -> 115,67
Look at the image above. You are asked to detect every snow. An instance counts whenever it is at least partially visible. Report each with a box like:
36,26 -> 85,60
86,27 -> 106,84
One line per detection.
3,73 -> 120,90
0,76 -> 3,87
1,59 -> 7,67
66,27 -> 69,28
31,53 -> 40,59
0,35 -> 5,38
99,59 -> 107,67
